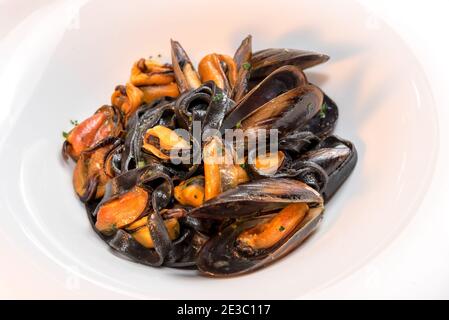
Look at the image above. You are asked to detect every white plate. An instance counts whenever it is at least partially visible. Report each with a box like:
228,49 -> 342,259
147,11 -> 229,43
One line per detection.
0,0 -> 438,299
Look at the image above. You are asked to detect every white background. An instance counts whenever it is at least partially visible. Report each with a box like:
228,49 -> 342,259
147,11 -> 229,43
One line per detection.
307,0 -> 449,299
0,0 -> 448,299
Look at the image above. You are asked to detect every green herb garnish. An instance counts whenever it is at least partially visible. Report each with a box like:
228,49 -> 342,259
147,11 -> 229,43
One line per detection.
62,131 -> 69,139
240,163 -> 247,170
212,92 -> 224,102
70,119 -> 79,126
235,121 -> 242,129
242,62 -> 251,70
279,225 -> 285,232
319,102 -> 328,119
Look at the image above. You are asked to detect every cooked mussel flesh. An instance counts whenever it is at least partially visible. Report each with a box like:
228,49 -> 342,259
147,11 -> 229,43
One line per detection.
62,105 -> 123,161
198,53 -> 237,95
194,179 -> 324,276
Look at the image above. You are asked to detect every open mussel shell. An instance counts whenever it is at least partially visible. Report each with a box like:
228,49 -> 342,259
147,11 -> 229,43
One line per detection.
196,190 -> 324,277
189,178 -> 322,220
250,48 -> 329,82
87,167 -> 182,266
62,105 -> 123,161
73,138 -> 121,203
171,40 -> 201,92
300,135 -> 357,201
240,84 -> 324,136
121,98 -> 200,178
221,65 -> 312,133
247,134 -> 355,199
246,149 -> 329,196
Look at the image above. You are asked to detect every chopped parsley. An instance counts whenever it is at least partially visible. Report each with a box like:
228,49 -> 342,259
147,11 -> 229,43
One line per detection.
70,119 -> 79,126
62,131 -> 69,139
319,102 -> 328,119
242,62 -> 251,70
235,121 -> 242,129
212,92 -> 224,102
240,163 -> 247,170
279,225 -> 285,232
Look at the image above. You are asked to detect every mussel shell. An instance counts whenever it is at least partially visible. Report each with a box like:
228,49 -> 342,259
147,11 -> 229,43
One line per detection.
301,93 -> 339,138
221,65 -> 307,131
89,167 -> 177,266
250,48 -> 329,81
62,105 -> 123,161
232,35 -> 252,102
181,215 -> 220,236
104,142 -> 125,177
171,40 -> 200,93
247,147 -> 329,195
240,84 -> 323,136
73,137 -> 121,203
300,135 -> 357,201
234,35 -> 253,70
164,228 -> 207,268
189,178 -> 323,219
278,131 -> 320,154
196,206 -> 323,277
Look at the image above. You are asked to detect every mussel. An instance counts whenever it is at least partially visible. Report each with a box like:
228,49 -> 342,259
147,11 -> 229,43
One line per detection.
62,105 -> 123,161
73,138 -> 120,202
202,136 -> 249,201
130,58 -> 176,87
231,35 -> 252,101
174,175 -> 205,208
300,93 -> 339,138
191,178 -> 324,276
112,82 -> 178,122
221,65 -> 322,136
298,135 -> 357,201
190,178 -> 320,219
198,53 -> 237,96
246,135 -> 356,200
250,48 -> 329,83
90,166 -> 193,266
171,40 -> 202,92
111,83 -> 144,118
111,59 -> 180,120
